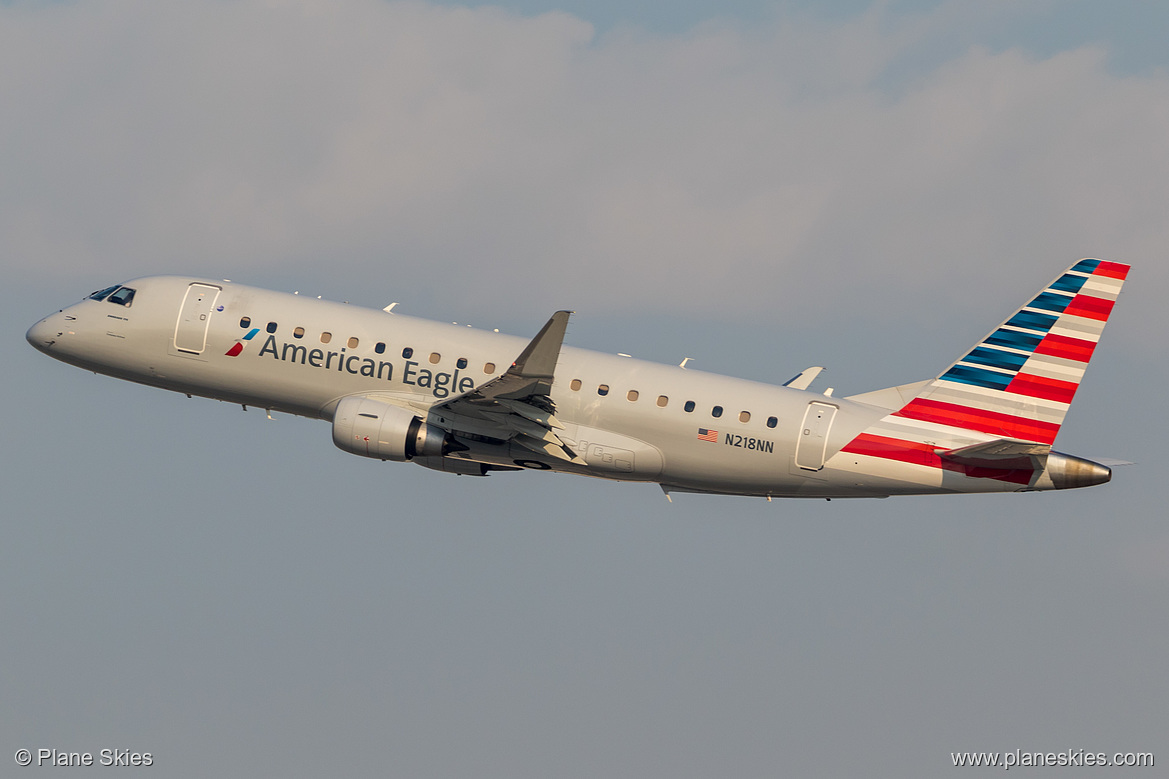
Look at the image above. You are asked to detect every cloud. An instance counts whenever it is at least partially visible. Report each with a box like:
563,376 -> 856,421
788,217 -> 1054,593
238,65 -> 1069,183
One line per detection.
1,0 -> 1165,341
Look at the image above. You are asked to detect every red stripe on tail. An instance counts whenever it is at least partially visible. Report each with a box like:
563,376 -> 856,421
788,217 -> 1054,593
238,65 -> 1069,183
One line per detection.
1093,261 -> 1129,280
1062,294 -> 1115,321
1033,333 -> 1097,363
893,398 -> 1060,444
1006,373 -> 1079,404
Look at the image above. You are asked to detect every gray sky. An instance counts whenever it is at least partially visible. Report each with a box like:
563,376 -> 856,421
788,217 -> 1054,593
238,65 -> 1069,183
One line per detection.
3,1 -> 1166,776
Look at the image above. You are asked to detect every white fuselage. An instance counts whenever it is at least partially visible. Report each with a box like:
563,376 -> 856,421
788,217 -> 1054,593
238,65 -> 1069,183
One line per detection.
26,275 -> 1083,498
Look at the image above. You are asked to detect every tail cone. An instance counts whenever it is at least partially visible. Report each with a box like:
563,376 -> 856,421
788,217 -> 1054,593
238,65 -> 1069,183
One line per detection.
1041,452 -> 1112,490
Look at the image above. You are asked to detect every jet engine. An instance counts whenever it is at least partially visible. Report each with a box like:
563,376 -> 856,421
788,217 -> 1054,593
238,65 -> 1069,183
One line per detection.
331,396 -> 450,461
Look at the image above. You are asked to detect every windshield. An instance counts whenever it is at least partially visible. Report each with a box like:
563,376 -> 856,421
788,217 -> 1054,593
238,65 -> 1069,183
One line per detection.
107,287 -> 135,307
87,284 -> 121,301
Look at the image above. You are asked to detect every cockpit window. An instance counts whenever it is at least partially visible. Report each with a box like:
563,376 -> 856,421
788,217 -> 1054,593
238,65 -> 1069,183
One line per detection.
107,287 -> 135,307
88,285 -> 121,301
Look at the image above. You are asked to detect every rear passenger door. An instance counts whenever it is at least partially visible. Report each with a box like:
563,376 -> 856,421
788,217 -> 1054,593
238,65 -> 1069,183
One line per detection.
795,402 -> 838,471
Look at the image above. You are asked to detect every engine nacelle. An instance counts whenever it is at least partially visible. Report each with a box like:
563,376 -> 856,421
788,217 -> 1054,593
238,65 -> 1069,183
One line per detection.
331,396 -> 448,462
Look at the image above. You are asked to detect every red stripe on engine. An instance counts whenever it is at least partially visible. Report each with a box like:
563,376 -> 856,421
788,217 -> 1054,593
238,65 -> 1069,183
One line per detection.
1093,261 -> 1130,280
841,433 -> 1034,485
894,398 -> 1060,444
1062,294 -> 1114,321
1006,373 -> 1079,404
1033,333 -> 1097,362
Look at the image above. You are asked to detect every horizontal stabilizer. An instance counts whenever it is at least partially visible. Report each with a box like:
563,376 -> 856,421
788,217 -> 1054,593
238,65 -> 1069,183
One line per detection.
938,439 -> 1050,470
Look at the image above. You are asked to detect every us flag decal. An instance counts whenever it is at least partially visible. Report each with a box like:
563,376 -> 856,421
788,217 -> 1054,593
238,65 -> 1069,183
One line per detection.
697,428 -> 719,442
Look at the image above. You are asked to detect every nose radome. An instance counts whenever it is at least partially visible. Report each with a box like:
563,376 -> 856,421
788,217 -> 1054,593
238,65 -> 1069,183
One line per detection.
26,314 -> 63,352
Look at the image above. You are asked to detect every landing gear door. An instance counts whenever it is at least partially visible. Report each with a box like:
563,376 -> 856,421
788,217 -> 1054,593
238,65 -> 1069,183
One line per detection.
174,283 -> 221,354
795,402 -> 838,471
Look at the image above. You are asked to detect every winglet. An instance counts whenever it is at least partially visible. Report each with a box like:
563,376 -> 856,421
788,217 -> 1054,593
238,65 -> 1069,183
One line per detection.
510,310 -> 571,380
436,310 -> 573,408
784,366 -> 825,390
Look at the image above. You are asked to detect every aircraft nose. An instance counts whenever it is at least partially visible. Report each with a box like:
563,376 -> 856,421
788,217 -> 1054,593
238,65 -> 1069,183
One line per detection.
26,313 -> 64,353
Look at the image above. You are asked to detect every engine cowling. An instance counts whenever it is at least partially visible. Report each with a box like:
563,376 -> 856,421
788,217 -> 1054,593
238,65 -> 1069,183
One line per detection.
331,396 -> 448,461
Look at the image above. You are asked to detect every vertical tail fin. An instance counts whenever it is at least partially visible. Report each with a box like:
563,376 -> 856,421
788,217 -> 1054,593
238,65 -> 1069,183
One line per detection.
891,259 -> 1129,445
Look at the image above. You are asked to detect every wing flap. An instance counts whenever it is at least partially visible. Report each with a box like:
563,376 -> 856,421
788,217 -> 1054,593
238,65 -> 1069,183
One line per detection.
514,434 -> 585,464
496,398 -> 565,429
509,415 -> 564,445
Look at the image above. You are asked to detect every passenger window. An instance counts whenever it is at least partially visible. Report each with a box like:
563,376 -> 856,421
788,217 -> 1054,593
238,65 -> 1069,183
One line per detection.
457,357 -> 467,369
107,287 -> 135,307
266,321 -> 277,334
347,336 -> 359,348
375,342 -> 386,354
239,317 -> 251,328
402,347 -> 413,358
598,384 -> 609,396
88,285 -> 121,301
739,411 -> 750,423
627,390 -> 639,402
767,416 -> 778,428
484,362 -> 496,373
320,332 -> 332,344
657,395 -> 668,407
712,406 -> 723,418
293,327 -> 304,338
684,401 -> 695,413
429,352 -> 441,364
570,379 -> 582,391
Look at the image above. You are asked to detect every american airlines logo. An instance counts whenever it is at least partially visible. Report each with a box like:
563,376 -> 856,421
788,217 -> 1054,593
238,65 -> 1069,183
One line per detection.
225,328 -> 260,356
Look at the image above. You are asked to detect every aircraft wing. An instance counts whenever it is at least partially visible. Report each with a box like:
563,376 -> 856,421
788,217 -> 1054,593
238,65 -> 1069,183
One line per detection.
937,439 -> 1051,471
427,310 -> 586,464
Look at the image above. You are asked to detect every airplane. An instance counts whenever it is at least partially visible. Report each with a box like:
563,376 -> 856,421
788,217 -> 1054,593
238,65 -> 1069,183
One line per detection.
26,259 -> 1128,499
